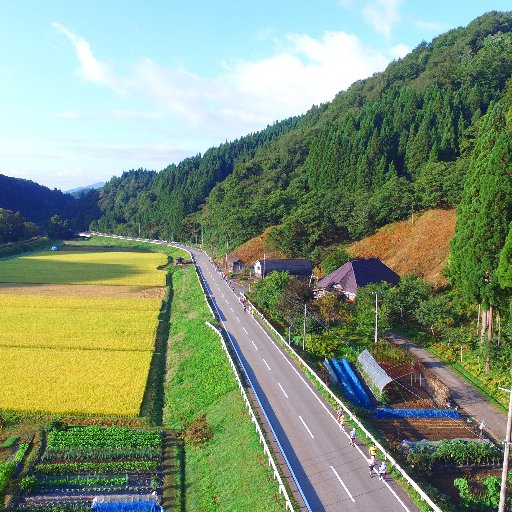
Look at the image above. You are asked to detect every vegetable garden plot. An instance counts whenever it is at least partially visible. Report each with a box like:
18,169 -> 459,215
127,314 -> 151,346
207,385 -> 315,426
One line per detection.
17,427 -> 164,510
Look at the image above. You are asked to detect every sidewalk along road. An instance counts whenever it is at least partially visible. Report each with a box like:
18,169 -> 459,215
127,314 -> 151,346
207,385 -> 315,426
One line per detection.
388,333 -> 507,443
191,247 -> 420,512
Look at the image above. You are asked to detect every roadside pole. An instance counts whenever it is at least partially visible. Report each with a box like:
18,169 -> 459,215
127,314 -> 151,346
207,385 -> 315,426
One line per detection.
498,385 -> 512,512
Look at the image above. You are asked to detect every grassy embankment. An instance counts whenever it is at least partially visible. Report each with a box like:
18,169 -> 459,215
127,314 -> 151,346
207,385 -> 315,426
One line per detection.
165,264 -> 285,512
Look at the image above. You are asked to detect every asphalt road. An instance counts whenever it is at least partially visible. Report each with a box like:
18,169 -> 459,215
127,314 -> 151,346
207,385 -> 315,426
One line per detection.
189,247 -> 420,512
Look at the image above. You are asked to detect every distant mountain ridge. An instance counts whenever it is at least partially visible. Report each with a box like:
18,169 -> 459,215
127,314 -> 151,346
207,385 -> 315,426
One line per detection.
66,182 -> 105,195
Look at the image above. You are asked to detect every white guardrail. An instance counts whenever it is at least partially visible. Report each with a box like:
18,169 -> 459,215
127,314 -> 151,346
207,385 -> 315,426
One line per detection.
89,234 -> 440,512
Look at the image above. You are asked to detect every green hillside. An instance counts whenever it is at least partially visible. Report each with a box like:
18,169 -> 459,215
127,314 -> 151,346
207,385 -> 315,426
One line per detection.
88,11 -> 512,258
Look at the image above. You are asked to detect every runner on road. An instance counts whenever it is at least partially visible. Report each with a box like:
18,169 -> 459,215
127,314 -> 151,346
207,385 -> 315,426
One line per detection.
368,455 -> 376,478
349,427 -> 356,447
336,408 -> 345,431
378,461 -> 387,481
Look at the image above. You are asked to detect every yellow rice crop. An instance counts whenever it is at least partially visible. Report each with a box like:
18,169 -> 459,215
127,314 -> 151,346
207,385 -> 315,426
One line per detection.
0,251 -> 167,286
0,346 -> 151,416
0,295 -> 161,352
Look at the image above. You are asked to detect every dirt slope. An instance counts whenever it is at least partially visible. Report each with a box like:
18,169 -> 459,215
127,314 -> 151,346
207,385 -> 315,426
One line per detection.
349,209 -> 455,288
228,209 -> 456,287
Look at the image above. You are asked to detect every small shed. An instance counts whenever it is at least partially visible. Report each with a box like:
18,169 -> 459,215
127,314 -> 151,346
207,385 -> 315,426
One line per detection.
254,258 -> 313,282
316,258 -> 399,300
227,257 -> 245,273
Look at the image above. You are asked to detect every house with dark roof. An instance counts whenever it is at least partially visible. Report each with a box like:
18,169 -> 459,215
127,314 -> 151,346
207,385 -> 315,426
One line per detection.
316,258 -> 400,300
254,258 -> 313,282
227,257 -> 245,273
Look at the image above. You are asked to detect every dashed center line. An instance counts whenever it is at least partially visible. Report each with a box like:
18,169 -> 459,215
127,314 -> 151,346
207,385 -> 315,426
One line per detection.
299,416 -> 314,439
230,307 -> 234,312
251,340 -> 259,351
236,316 -> 240,323
331,466 -> 355,503
278,382 -> 288,398
262,359 -> 271,371
243,327 -> 248,334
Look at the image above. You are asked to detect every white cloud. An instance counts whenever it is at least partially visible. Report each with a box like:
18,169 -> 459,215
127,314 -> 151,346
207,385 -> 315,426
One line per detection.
53,23 -> 392,140
363,0 -> 404,40
55,110 -> 164,121
52,22 -> 127,95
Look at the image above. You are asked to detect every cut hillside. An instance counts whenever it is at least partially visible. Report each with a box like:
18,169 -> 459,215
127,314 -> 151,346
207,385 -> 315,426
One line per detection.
349,209 -> 455,288
226,227 -> 286,267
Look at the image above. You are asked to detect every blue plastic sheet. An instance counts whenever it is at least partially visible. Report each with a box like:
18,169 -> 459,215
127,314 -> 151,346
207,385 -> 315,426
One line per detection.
329,358 -> 372,408
92,501 -> 158,512
374,408 -> 461,419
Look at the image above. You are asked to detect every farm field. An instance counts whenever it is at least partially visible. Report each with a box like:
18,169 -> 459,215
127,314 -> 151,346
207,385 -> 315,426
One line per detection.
0,247 -> 167,416
0,250 -> 167,286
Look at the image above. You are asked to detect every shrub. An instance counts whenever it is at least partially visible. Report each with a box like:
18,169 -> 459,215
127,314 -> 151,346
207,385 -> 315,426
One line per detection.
182,413 -> 213,447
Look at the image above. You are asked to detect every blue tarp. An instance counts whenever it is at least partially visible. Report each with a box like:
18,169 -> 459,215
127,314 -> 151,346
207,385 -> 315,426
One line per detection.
92,501 -> 157,512
329,358 -> 372,408
374,408 -> 461,419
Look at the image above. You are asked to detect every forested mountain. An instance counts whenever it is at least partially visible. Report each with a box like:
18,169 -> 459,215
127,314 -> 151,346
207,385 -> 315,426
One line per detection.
89,11 -> 512,258
90,116 -> 305,238
0,174 -> 101,231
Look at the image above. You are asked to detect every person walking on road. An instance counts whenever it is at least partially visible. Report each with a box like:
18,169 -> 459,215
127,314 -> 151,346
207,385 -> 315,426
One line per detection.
336,408 -> 345,432
349,427 -> 356,447
378,461 -> 387,481
368,455 -> 376,477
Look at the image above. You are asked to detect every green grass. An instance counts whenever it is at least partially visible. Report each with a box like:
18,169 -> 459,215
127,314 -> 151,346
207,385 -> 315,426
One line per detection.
166,265 -> 285,511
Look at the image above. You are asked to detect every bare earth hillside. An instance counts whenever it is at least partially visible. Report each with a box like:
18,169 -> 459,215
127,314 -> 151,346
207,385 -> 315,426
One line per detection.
349,209 -> 456,288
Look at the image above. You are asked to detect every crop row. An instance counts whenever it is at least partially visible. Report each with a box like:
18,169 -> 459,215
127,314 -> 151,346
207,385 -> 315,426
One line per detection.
0,461 -> 16,493
35,460 -> 159,474
46,427 -> 162,451
38,475 -> 129,487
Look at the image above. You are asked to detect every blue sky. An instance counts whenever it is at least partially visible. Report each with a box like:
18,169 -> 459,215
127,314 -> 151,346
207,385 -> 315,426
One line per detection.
1,1 -> 511,191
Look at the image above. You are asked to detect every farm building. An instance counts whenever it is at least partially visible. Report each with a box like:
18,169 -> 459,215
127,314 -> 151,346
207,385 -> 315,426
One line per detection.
316,258 -> 399,300
254,258 -> 313,282
227,257 -> 245,273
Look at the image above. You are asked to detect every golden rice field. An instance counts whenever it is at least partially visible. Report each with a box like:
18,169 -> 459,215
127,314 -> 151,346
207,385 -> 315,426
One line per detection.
0,250 -> 167,286
0,248 -> 166,416
0,346 -> 151,416
0,295 -> 161,351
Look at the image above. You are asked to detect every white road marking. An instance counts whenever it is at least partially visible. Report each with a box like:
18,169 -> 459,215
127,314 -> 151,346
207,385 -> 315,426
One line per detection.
251,340 -> 259,351
330,466 -> 355,503
278,382 -> 288,398
243,327 -> 248,334
236,316 -> 240,323
299,416 -> 314,439
230,307 -> 234,312
262,359 -> 271,371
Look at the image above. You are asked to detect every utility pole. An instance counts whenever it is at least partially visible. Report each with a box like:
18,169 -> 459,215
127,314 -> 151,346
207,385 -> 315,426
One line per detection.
499,385 -> 512,512
374,291 -> 379,344
201,226 -> 204,249
303,303 -> 307,351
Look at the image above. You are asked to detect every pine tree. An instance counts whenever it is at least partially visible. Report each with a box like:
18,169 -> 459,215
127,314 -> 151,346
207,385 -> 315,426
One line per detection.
450,99 -> 512,372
